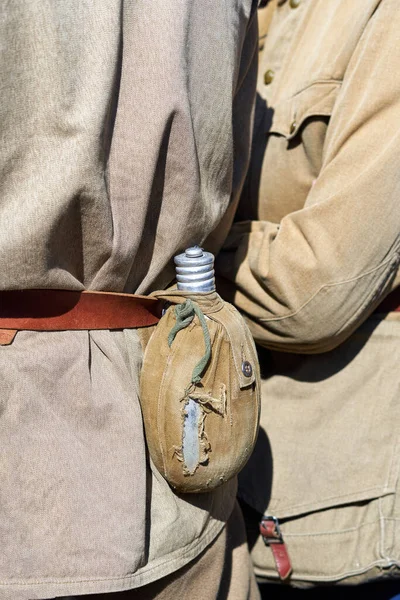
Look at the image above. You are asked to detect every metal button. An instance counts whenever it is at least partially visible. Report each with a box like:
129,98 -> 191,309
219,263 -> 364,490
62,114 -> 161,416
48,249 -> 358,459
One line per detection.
242,361 -> 253,378
289,0 -> 301,8
289,121 -> 297,134
263,69 -> 275,85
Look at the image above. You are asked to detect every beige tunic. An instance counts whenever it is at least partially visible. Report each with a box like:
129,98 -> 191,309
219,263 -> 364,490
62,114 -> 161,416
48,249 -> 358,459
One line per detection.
217,0 -> 400,584
0,1 -> 257,598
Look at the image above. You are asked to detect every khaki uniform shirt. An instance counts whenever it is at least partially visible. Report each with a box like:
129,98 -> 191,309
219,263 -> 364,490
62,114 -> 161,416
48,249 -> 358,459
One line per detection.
0,1 -> 257,598
217,0 -> 400,582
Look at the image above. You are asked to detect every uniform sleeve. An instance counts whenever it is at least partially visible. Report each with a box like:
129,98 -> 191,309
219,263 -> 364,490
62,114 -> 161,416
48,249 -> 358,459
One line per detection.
216,0 -> 400,353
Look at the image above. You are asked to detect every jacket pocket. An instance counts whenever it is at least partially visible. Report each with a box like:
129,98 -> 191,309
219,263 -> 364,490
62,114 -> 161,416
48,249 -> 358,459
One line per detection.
238,80 -> 342,222
239,316 -> 400,583
268,80 -> 341,139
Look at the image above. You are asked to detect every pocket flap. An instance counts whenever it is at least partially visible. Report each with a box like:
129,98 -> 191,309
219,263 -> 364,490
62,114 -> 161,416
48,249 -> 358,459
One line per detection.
268,80 -> 341,139
239,317 -> 400,519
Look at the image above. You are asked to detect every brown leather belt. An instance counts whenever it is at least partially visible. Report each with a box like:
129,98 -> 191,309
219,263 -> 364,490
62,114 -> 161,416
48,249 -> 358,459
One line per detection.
0,289 -> 162,345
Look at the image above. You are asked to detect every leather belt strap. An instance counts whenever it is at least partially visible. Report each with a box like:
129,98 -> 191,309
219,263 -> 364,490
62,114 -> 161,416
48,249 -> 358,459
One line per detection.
0,289 -> 162,342
260,516 -> 292,581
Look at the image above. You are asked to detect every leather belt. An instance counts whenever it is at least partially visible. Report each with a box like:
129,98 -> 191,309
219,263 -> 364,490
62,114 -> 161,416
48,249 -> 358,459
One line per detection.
0,289 -> 162,345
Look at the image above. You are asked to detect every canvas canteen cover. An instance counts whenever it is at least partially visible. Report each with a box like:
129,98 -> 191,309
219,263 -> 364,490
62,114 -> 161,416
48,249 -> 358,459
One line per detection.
140,289 -> 260,493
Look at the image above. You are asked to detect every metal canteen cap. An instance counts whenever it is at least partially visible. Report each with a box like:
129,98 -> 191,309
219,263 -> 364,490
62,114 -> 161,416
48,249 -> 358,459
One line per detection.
174,246 -> 216,292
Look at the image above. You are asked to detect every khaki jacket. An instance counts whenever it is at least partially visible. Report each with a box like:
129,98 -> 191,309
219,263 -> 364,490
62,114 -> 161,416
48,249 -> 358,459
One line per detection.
217,0 -> 400,584
0,1 -> 257,598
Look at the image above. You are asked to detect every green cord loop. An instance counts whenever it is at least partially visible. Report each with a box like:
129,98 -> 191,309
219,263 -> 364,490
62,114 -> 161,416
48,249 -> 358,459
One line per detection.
168,299 -> 211,385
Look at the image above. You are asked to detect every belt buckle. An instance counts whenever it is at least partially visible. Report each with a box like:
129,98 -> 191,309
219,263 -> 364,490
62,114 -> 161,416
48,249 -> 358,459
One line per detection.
260,515 -> 283,545
259,515 -> 292,580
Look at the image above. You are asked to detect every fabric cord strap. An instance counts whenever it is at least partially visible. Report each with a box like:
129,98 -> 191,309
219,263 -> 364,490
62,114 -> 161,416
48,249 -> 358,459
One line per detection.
168,299 -> 211,384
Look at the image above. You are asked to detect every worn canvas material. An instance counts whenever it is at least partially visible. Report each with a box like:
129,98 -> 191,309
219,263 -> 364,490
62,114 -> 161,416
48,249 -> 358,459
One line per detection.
140,291 -> 260,494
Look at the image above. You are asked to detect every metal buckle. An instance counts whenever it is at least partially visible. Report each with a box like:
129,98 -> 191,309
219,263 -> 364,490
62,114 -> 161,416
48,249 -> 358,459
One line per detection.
260,515 -> 284,545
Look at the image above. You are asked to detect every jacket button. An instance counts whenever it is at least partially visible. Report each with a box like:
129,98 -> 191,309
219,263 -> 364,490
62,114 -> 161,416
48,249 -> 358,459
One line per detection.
289,0 -> 301,7
290,120 -> 297,134
263,69 -> 275,85
242,361 -> 253,378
